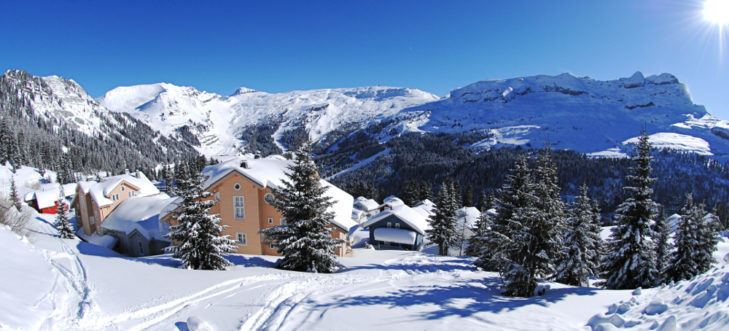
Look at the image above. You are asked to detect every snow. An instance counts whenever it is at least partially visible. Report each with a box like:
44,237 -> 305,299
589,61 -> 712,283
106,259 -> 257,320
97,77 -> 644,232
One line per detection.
76,230 -> 118,249
3,213 -> 729,330
623,132 -> 712,156
373,227 -> 417,245
412,199 -> 435,217
100,194 -> 175,240
456,206 -> 481,228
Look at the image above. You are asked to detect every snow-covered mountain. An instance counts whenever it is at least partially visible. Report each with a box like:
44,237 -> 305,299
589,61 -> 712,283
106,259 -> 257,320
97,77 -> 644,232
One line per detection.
1,70 -> 129,137
99,71 -> 729,160
377,72 -> 729,158
99,83 -> 439,156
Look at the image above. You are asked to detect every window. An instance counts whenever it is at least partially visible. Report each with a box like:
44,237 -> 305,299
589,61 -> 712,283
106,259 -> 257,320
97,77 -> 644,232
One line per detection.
280,218 -> 286,225
137,242 -> 144,255
234,196 -> 245,219
121,186 -> 125,191
89,215 -> 95,225
264,193 -> 275,205
128,191 -> 133,198
236,232 -> 247,246
268,217 -> 273,224
395,223 -> 400,229
387,222 -> 392,228
234,183 -> 241,191
214,192 -> 220,202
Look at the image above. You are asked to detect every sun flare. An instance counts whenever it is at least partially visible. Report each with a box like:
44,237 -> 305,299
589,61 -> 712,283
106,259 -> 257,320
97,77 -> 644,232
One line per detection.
704,0 -> 729,25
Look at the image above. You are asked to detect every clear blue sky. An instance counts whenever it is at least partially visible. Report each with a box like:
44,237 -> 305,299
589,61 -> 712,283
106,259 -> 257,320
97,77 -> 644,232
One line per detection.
2,0 -> 728,118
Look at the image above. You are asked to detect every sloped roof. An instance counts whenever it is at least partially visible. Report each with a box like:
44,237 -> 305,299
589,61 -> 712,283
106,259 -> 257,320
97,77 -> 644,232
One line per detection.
202,155 -> 290,190
412,199 -> 435,218
34,190 -> 58,209
78,172 -> 159,207
363,202 -> 431,235
456,207 -> 481,228
101,193 -> 174,241
353,196 -> 379,211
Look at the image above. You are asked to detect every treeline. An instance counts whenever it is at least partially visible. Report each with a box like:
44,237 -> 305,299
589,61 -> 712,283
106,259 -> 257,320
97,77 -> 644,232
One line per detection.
0,70 -> 199,182
322,132 -> 729,218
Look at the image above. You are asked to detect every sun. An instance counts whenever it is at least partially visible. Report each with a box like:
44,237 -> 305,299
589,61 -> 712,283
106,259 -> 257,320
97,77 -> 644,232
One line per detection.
704,0 -> 729,25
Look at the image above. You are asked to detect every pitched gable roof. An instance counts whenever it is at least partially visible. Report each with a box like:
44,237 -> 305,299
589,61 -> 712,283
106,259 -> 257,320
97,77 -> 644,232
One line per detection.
78,172 -> 159,207
363,196 -> 431,235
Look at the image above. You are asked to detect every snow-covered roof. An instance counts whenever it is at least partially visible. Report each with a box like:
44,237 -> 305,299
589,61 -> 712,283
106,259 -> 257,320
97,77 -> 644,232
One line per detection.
353,196 -> 379,211
363,202 -> 431,235
78,172 -> 159,207
33,190 -> 58,209
76,228 -> 118,249
101,194 -> 175,241
412,199 -> 435,218
456,207 -> 481,228
321,181 -> 356,231
373,227 -> 417,245
23,183 -> 75,204
202,155 -> 291,190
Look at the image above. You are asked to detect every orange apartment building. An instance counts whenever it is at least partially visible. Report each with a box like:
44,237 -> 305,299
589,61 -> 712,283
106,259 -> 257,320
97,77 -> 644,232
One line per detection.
161,156 -> 355,257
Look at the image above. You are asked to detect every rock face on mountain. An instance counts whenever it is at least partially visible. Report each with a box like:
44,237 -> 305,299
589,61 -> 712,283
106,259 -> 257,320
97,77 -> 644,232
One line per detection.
99,83 -> 439,156
374,72 -> 729,158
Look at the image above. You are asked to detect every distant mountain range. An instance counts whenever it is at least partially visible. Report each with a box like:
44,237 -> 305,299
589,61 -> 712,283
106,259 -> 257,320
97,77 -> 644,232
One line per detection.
95,71 -> 729,161
4,69 -> 729,165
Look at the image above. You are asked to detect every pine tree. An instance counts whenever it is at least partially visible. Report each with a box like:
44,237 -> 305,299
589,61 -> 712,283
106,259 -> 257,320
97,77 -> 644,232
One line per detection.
10,174 -> 21,211
653,212 -> 671,284
667,194 -> 702,282
477,156 -> 532,272
529,146 -> 566,284
401,179 -> 420,206
419,182 -> 433,202
554,184 -> 603,286
696,208 -> 720,274
260,143 -> 342,273
602,130 -> 660,289
166,167 -> 236,270
427,180 -> 459,255
54,184 -> 74,239
465,210 -> 493,256
464,184 -> 474,207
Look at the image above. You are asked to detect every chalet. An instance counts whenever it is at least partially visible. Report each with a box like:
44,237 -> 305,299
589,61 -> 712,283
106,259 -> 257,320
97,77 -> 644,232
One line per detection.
23,183 -> 75,214
160,155 -> 356,257
72,171 -> 167,255
362,196 -> 431,251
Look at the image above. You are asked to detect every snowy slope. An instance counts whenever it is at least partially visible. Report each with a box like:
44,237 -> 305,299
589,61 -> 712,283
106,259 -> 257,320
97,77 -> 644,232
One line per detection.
2,207 -> 729,330
376,72 -> 729,159
99,83 -> 439,156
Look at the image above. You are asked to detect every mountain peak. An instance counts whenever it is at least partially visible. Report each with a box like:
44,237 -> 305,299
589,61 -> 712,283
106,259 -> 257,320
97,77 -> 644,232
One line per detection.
231,86 -> 257,96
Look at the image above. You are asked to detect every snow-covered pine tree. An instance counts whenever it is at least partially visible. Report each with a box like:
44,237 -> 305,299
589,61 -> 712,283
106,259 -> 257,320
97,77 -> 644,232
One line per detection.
260,143 -> 342,273
528,146 -> 566,284
419,182 -> 433,202
427,179 -> 459,256
401,179 -> 420,206
696,206 -> 720,275
653,211 -> 671,284
465,210 -> 493,257
54,184 -> 74,239
464,184 -> 474,207
667,193 -> 704,282
165,167 -> 236,270
477,156 -> 532,272
10,174 -> 21,211
602,130 -> 660,289
555,184 -> 603,286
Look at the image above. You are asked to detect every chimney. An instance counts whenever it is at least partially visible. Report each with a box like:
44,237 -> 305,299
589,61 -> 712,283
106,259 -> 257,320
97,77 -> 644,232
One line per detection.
240,161 -> 249,169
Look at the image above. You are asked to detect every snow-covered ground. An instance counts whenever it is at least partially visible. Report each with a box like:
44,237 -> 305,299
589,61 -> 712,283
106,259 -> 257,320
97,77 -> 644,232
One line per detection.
2,165 -> 729,330
2,209 -> 728,330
